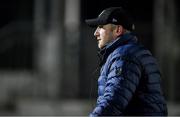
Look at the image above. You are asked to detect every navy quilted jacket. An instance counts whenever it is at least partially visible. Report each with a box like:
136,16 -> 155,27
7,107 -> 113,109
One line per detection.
90,33 -> 168,116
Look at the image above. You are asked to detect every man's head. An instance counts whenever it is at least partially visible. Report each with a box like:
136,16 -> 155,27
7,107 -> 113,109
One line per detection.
85,7 -> 134,49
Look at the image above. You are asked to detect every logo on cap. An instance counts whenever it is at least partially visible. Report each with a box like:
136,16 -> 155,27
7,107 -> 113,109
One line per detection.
112,18 -> 118,23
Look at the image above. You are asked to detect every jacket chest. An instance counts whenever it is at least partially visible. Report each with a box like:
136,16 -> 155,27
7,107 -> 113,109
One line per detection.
97,64 -> 109,96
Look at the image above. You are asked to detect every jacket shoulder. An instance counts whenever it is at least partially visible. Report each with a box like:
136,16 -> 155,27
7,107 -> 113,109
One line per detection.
107,43 -> 152,70
105,43 -> 144,70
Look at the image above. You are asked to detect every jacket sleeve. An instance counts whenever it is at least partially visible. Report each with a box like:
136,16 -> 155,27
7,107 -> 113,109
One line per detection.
90,55 -> 142,116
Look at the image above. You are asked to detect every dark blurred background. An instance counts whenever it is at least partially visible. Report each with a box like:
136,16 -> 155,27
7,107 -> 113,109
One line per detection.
0,0 -> 179,115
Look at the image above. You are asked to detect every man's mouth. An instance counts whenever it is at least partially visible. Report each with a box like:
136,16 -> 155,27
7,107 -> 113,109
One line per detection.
97,39 -> 101,43
97,38 -> 101,41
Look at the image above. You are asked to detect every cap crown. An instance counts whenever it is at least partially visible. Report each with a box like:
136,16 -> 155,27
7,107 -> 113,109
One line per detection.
86,7 -> 134,31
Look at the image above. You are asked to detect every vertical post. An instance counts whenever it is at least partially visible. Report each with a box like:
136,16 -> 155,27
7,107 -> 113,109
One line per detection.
61,0 -> 80,98
34,0 -> 65,98
153,0 -> 179,102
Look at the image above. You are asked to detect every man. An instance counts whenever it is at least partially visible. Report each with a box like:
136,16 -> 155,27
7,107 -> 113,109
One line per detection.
85,7 -> 168,116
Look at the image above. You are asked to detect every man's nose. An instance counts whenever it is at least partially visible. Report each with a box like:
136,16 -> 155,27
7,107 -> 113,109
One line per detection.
94,28 -> 99,37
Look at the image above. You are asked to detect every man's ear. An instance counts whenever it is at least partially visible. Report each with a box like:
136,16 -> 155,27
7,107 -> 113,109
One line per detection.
115,25 -> 124,36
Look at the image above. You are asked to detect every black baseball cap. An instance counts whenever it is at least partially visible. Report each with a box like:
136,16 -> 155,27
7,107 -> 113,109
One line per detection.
85,7 -> 135,31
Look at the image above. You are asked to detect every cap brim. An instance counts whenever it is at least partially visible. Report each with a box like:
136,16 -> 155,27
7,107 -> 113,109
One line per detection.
85,18 -> 106,27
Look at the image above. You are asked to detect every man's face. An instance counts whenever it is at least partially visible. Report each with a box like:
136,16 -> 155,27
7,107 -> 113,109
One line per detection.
94,24 -> 117,49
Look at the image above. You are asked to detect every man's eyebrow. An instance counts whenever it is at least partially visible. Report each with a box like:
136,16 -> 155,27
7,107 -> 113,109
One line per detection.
98,25 -> 104,28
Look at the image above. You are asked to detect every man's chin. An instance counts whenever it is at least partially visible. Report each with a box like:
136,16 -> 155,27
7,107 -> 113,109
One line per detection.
98,45 -> 105,49
98,46 -> 102,49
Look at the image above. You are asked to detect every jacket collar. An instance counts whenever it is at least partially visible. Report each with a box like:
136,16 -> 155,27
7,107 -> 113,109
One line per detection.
98,32 -> 138,67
